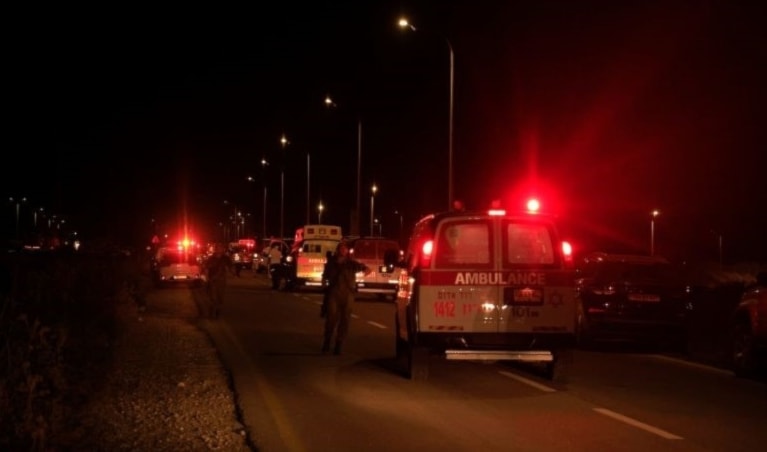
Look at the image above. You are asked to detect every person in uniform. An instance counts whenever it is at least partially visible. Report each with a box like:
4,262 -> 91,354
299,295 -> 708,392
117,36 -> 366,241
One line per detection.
204,243 -> 233,319
321,241 -> 371,355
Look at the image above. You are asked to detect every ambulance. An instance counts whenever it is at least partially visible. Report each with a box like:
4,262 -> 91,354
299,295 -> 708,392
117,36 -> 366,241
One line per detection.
394,199 -> 577,381
289,224 -> 343,290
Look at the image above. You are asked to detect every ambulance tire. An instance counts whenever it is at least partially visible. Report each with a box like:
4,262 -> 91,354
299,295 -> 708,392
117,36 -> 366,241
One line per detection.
407,345 -> 429,382
394,316 -> 406,359
544,348 -> 573,383
575,300 -> 594,349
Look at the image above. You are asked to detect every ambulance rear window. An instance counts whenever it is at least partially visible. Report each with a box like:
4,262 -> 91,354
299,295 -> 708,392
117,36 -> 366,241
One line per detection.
504,222 -> 556,265
434,221 -> 492,268
302,243 -> 323,253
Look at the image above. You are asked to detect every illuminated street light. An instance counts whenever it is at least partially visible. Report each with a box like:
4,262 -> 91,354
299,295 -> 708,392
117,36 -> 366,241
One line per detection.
650,209 -> 660,256
325,94 -> 363,236
9,196 -> 27,241
261,158 -> 269,240
399,17 -> 455,210
280,133 -> 289,239
370,184 -> 378,237
318,201 -> 324,224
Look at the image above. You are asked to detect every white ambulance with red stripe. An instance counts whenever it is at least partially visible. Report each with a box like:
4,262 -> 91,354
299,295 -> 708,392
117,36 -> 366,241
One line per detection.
290,224 -> 343,289
394,199 -> 577,381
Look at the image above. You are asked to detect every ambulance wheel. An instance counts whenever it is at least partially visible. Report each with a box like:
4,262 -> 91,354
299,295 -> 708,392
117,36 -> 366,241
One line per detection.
543,349 -> 572,383
407,345 -> 429,382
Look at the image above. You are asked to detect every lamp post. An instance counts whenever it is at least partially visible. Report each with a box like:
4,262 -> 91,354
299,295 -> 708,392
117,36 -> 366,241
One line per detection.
280,133 -> 289,239
398,18 -> 455,210
325,94 -> 363,236
261,158 -> 269,240
318,201 -> 324,224
394,209 -> 404,246
9,196 -> 27,241
650,209 -> 660,256
370,184 -> 377,237
306,151 -> 311,225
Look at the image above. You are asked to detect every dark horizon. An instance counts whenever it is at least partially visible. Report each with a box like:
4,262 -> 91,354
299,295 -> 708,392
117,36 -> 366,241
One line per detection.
4,1 -> 766,264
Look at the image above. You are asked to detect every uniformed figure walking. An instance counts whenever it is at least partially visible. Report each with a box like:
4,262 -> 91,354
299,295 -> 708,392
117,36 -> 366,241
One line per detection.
205,243 -> 233,319
321,241 -> 371,355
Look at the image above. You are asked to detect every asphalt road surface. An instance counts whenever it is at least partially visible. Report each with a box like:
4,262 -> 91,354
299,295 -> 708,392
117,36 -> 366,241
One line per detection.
191,271 -> 766,452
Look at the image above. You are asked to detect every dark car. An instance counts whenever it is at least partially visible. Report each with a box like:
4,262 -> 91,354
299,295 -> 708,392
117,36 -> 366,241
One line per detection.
574,252 -> 693,350
730,271 -> 767,377
229,244 -> 254,275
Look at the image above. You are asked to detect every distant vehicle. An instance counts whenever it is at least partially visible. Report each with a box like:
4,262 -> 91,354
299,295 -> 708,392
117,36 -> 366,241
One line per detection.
288,224 -> 343,291
253,238 -> 290,273
395,199 -> 577,381
348,236 -> 404,300
730,271 -> 767,377
229,243 -> 254,273
151,244 -> 203,287
574,252 -> 693,350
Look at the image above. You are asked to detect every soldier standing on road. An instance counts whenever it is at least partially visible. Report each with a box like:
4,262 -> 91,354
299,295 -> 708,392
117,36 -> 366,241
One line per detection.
204,243 -> 233,319
321,241 -> 371,355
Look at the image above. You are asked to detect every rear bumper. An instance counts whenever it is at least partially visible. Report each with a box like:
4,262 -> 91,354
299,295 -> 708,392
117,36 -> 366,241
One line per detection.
356,282 -> 398,295
413,332 -> 576,358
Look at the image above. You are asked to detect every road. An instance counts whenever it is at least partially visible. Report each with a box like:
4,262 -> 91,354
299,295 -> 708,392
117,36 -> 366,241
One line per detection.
191,270 -> 766,452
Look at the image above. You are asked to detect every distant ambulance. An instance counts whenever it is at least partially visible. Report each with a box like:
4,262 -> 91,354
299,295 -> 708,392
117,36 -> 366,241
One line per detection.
289,224 -> 343,290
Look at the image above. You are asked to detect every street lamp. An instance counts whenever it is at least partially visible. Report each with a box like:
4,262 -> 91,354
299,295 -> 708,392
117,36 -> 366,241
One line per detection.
325,94 -> 363,236
280,133 -> 289,239
398,17 -> 455,211
306,151 -> 311,225
370,184 -> 377,237
10,196 -> 27,241
650,209 -> 660,256
394,209 -> 404,245
318,201 -> 324,224
261,158 -> 269,240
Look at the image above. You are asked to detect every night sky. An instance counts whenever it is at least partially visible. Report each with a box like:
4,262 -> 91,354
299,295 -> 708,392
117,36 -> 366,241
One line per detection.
4,1 -> 766,263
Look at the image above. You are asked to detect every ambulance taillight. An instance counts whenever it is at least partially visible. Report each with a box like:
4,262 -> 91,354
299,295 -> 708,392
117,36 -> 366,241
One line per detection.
419,240 -> 434,267
561,241 -> 574,267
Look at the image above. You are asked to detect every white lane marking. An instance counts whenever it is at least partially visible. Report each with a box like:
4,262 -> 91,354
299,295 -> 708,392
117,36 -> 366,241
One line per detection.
593,408 -> 684,440
498,370 -> 557,393
646,354 -> 733,376
366,321 -> 387,329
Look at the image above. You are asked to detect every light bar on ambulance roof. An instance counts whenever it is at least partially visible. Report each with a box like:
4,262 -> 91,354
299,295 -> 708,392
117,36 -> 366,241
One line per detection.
526,198 -> 541,213
488,199 -> 505,216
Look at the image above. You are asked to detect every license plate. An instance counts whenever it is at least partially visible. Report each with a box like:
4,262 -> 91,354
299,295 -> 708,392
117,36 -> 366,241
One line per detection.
628,293 -> 660,302
504,287 -> 544,306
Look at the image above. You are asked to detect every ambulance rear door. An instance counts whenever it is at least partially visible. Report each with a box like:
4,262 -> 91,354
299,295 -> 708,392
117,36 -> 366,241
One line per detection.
499,217 -> 576,335
416,217 -> 503,334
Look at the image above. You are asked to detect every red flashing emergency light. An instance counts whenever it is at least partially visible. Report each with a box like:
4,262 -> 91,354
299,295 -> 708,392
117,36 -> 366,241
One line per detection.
526,198 -> 541,213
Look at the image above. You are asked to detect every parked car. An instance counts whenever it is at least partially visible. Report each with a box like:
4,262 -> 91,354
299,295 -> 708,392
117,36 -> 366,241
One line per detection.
228,243 -> 253,274
151,246 -> 204,287
348,236 -> 404,300
730,271 -> 767,377
574,252 -> 693,350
